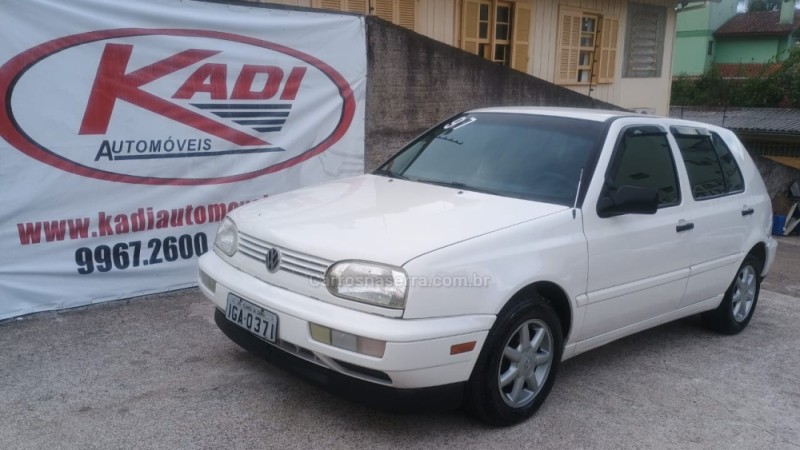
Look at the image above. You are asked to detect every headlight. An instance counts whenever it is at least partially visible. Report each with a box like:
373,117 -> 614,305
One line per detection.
214,217 -> 238,257
325,261 -> 408,309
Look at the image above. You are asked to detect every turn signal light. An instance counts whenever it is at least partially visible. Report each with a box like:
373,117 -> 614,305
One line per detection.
199,270 -> 216,293
309,323 -> 386,358
450,341 -> 476,355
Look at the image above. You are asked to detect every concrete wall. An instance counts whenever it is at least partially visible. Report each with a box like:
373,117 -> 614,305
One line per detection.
364,16 -> 621,171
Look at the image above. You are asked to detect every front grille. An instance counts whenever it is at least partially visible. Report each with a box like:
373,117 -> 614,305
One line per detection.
237,232 -> 331,282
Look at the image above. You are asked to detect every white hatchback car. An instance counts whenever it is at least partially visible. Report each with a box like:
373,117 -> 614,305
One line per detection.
198,107 -> 777,425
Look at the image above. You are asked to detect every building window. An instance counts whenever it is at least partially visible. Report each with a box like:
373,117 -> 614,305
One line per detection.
314,0 -> 416,30
461,0 -> 532,72
555,7 -> 618,85
707,40 -> 714,56
623,3 -> 666,78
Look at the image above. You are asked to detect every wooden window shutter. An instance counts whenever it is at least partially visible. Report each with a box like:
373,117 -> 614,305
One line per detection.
315,0 -> 366,13
510,2 -> 531,73
373,0 -> 394,20
316,0 -> 345,10
346,0 -> 368,13
397,0 -> 416,30
597,17 -> 619,84
556,9 -> 582,84
373,0 -> 415,30
461,0 -> 481,55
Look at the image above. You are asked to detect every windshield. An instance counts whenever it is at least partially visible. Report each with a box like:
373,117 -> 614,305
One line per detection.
375,112 -> 605,206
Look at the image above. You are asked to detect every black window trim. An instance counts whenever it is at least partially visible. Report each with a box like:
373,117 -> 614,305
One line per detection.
669,126 -> 746,202
597,123 -> 682,216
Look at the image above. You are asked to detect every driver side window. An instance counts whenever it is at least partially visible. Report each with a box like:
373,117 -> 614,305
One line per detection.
607,127 -> 680,207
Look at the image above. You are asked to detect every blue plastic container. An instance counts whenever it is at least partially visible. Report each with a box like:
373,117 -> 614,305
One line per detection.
773,214 -> 786,236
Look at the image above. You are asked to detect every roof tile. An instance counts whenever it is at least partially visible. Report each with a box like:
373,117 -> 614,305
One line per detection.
714,11 -> 800,37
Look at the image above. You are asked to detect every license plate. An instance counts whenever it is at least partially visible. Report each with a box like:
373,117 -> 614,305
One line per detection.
225,293 -> 278,343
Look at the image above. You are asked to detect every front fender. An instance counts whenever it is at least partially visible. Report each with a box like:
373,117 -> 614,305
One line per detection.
401,209 -> 588,320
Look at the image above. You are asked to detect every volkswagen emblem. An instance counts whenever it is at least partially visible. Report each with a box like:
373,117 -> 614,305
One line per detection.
265,247 -> 281,273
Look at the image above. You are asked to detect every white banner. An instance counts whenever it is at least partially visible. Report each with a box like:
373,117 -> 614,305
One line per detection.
0,0 -> 366,319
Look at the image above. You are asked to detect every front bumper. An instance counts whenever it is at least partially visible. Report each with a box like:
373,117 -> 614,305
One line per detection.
213,309 -> 466,412
198,251 -> 494,390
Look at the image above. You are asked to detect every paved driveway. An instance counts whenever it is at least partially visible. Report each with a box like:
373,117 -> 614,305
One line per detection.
1,239 -> 799,449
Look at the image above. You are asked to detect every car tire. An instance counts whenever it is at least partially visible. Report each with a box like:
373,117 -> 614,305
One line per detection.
702,254 -> 762,335
465,294 -> 563,426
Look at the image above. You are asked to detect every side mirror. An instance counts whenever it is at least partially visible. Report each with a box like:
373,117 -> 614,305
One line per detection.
597,185 -> 659,217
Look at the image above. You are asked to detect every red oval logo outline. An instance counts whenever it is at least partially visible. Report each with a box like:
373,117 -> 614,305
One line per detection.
0,28 -> 356,186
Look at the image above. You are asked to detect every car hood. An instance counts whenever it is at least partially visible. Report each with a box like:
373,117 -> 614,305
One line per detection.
230,174 -> 568,266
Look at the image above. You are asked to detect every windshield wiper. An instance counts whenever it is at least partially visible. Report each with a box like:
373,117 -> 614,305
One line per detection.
413,178 -> 497,196
373,169 -> 408,180
434,135 -> 463,146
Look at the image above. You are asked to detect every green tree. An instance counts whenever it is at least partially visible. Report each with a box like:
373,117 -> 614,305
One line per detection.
671,48 -> 800,108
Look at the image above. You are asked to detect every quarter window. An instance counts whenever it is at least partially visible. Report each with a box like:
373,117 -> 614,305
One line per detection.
673,128 -> 745,199
712,134 -> 745,193
607,127 -> 679,206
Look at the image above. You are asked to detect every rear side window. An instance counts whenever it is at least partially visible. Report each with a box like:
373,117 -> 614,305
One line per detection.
712,134 -> 744,193
672,127 -> 745,199
607,127 -> 680,206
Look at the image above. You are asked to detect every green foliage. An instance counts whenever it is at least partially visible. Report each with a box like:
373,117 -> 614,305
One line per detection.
774,48 -> 800,106
671,48 -> 800,107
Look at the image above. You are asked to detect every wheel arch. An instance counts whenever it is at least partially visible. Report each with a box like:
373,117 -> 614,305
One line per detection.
507,281 -> 573,341
748,241 -> 767,274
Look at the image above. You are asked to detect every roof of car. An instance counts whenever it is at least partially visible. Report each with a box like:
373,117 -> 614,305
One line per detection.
469,106 -> 640,122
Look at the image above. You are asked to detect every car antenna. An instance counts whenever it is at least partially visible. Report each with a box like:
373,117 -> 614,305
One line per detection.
572,168 -> 584,219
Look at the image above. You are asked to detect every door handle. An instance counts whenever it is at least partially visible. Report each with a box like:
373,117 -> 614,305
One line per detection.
676,221 -> 694,232
741,208 -> 755,216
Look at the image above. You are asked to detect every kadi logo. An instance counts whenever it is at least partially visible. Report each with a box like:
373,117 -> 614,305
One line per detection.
0,29 -> 356,185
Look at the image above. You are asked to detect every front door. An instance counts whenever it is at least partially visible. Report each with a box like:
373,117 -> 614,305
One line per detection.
578,122 -> 693,344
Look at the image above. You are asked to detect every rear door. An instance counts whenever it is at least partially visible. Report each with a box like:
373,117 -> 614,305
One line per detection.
579,120 -> 692,343
669,126 -> 752,307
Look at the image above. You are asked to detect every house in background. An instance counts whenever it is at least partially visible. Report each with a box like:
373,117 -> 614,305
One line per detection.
673,0 -> 800,77
713,7 -> 800,65
257,0 -> 679,115
672,0 -> 739,76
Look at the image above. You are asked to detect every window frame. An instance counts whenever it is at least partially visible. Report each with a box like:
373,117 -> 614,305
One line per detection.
711,132 -> 745,195
671,127 -> 746,201
600,125 -> 682,212
460,0 -> 532,71
555,7 -> 619,86
622,2 -> 667,79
